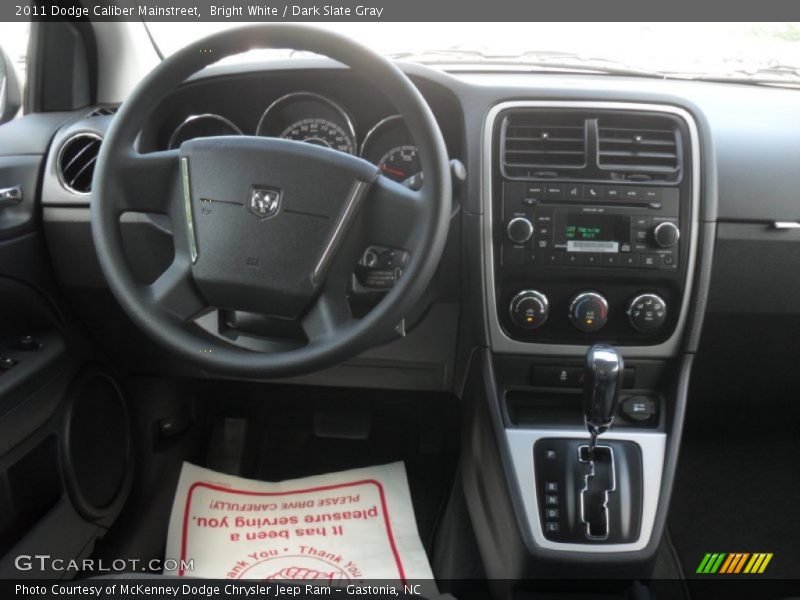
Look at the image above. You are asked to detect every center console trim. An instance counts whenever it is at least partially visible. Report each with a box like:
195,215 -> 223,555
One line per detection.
481,101 -> 701,358
507,428 -> 666,552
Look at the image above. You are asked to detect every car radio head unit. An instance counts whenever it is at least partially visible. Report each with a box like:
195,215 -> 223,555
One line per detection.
501,182 -> 681,272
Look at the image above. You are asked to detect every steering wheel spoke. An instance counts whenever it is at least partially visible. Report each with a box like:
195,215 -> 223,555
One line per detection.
145,255 -> 207,323
362,176 -> 425,250
113,149 -> 182,215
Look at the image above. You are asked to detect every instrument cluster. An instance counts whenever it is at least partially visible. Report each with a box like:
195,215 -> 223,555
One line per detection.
166,92 -> 421,186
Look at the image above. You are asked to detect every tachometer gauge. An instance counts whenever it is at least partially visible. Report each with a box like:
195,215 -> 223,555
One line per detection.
377,145 -> 421,183
168,114 -> 242,149
280,118 -> 355,154
256,92 -> 356,155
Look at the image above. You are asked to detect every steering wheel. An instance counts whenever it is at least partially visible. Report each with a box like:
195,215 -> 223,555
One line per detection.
92,25 -> 451,377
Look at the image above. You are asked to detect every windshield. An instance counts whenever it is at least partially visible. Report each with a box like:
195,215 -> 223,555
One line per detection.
147,22 -> 800,83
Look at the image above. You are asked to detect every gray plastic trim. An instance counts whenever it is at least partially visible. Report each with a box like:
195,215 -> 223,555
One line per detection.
481,101 -> 701,358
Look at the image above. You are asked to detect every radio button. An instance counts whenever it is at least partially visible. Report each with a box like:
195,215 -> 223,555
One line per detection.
641,254 -> 660,268
566,184 -> 582,199
569,291 -> 609,332
621,254 -> 640,268
543,252 -> 562,266
633,229 -> 649,242
622,188 -> 642,201
585,185 -> 602,200
545,184 -> 564,199
601,254 -> 621,267
642,188 -> 661,202
526,184 -> 545,197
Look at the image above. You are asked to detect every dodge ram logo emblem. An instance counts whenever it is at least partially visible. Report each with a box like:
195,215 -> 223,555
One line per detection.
248,187 -> 281,218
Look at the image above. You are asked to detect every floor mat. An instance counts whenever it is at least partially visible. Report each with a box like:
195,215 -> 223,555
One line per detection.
165,461 -> 435,583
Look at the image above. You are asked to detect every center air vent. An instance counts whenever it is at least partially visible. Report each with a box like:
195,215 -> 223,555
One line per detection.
597,116 -> 680,176
501,112 -> 587,178
57,133 -> 102,195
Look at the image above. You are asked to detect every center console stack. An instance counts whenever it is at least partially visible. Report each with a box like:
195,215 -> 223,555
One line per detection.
471,100 -> 700,573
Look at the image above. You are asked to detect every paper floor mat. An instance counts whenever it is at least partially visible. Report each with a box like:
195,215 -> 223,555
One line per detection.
164,461 -> 435,583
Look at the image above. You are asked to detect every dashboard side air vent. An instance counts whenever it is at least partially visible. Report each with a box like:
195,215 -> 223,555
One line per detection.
86,106 -> 118,118
501,111 -> 587,178
57,133 -> 102,195
597,115 -> 680,179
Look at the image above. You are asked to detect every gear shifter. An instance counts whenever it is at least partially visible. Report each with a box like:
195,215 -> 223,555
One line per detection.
583,344 -> 623,456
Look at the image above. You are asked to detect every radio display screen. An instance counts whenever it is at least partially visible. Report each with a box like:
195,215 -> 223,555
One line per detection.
556,213 -> 629,253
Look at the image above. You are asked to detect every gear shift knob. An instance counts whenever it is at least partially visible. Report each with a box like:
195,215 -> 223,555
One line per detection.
583,344 -> 623,436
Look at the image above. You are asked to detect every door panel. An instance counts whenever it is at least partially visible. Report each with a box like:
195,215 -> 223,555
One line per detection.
0,110 -> 131,578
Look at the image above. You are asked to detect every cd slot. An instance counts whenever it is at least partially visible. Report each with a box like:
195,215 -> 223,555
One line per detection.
542,200 -> 651,210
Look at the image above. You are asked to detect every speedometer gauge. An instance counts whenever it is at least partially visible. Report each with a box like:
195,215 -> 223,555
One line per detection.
280,118 -> 355,154
257,92 -> 356,155
377,145 -> 421,183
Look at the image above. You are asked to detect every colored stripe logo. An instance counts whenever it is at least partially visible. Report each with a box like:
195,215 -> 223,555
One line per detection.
696,552 -> 773,574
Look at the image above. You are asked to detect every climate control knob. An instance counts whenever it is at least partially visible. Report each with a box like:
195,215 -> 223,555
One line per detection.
506,217 -> 534,244
627,293 -> 667,333
509,290 -> 549,330
569,291 -> 609,332
653,221 -> 680,248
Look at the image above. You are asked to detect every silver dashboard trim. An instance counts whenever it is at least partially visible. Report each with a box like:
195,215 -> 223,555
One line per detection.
360,114 -> 403,157
180,157 -> 199,264
481,101 -> 701,358
255,91 -> 358,155
167,113 -> 243,150
506,428 -> 666,552
312,179 -> 371,285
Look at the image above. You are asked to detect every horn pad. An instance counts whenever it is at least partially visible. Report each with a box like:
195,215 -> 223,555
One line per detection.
181,137 -> 377,318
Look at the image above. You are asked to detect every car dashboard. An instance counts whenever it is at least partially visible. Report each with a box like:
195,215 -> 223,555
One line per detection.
9,51 -> 800,584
